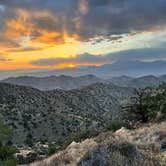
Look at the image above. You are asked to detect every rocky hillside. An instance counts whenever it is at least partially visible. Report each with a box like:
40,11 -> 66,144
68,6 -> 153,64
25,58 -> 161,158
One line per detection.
24,122 -> 166,166
0,82 -> 133,147
1,75 -> 104,90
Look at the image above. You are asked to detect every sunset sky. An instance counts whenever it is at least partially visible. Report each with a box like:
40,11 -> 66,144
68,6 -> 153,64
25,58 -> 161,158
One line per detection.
0,0 -> 166,70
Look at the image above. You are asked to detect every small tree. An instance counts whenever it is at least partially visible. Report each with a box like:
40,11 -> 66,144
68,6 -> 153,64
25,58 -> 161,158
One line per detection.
0,120 -> 12,142
0,118 -> 17,166
122,85 -> 166,126
122,88 -> 152,125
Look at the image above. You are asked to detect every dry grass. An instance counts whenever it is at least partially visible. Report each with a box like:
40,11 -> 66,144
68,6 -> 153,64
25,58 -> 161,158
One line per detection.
21,122 -> 166,166
21,139 -> 97,166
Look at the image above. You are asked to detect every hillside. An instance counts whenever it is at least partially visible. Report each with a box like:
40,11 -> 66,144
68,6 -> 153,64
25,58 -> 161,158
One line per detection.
1,75 -> 104,90
24,122 -> 166,166
0,83 -> 133,152
1,81 -> 166,165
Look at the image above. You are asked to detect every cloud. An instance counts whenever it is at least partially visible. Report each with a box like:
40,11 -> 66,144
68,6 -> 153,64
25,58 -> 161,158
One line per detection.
7,46 -> 43,53
0,0 -> 166,71
0,57 -> 6,61
0,4 -> 5,12
30,47 -> 166,67
0,36 -> 20,49
4,9 -> 65,44
0,58 -> 12,61
107,48 -> 166,62
78,0 -> 89,15
1,0 -> 166,45
0,53 -> 12,62
0,8 -> 67,51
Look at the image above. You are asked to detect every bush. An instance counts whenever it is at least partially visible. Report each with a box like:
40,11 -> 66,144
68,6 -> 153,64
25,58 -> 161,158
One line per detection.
72,130 -> 98,143
106,121 -> 124,132
0,158 -> 17,166
25,133 -> 33,147
109,142 -> 137,157
0,120 -> 12,142
61,130 -> 99,150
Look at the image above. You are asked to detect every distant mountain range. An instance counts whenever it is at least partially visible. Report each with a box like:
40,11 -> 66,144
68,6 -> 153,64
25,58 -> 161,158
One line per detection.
1,60 -> 166,79
2,74 -> 166,90
1,75 -> 104,90
109,75 -> 166,88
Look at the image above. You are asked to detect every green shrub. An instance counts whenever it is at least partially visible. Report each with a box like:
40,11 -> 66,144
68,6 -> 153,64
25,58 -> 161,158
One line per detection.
72,130 -> 98,143
106,121 -> 124,132
62,130 -> 99,150
0,158 -> 17,166
0,121 -> 12,142
25,133 -> 33,147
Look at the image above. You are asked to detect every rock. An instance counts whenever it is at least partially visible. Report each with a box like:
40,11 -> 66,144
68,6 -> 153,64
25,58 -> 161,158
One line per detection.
16,149 -> 38,164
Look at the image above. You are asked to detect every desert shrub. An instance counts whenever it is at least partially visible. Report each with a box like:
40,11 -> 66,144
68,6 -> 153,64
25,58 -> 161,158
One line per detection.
78,145 -> 109,166
108,151 -> 159,166
48,143 -> 61,156
62,130 -> 99,150
78,142 -> 160,166
25,133 -> 33,147
108,142 -> 138,158
73,130 -> 91,142
106,120 -> 124,132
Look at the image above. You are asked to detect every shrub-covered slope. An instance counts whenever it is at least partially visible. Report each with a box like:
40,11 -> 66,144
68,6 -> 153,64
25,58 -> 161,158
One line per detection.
0,83 -> 133,146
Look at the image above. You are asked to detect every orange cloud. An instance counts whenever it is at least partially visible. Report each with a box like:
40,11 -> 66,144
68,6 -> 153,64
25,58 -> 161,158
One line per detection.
2,9 -> 66,49
5,18 -> 33,38
0,7 -> 88,58
0,61 -> 38,70
32,30 -> 64,45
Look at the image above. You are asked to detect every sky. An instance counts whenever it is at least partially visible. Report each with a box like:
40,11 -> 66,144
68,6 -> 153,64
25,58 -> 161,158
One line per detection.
0,0 -> 166,70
